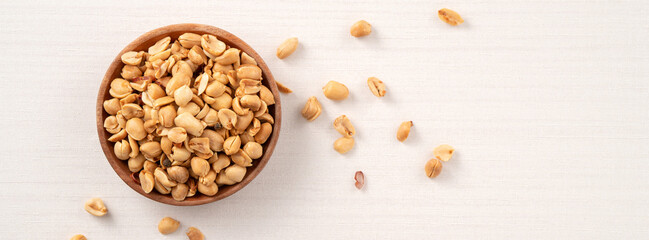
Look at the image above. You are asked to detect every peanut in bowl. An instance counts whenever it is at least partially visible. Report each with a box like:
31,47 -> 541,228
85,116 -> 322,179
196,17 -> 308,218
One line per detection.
96,23 -> 281,206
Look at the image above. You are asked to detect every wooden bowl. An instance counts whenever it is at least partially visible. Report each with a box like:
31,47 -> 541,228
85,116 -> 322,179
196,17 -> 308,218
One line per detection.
96,24 -> 281,206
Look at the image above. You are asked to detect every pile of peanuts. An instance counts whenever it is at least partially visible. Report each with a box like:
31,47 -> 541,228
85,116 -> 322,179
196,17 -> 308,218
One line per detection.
102,33 -> 275,201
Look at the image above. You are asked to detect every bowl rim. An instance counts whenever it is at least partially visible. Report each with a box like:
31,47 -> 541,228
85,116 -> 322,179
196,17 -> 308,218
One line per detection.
96,23 -> 281,206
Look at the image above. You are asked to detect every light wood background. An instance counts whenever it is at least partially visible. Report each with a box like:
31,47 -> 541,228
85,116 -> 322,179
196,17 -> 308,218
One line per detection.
1,0 -> 648,239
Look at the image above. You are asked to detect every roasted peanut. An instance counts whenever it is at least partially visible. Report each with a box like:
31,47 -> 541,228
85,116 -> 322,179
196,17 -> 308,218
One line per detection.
333,115 -> 355,137
334,137 -> 354,154
367,77 -> 386,97
322,81 -> 349,100
186,227 -> 205,240
425,158 -> 443,178
243,142 -> 263,159
254,122 -> 272,144
224,164 -> 246,182
433,144 -> 455,162
396,121 -> 413,142
70,234 -> 86,240
350,20 -> 372,37
158,217 -> 180,234
438,8 -> 464,26
276,37 -> 298,59
139,170 -> 155,193
301,96 -> 322,121
84,198 -> 107,217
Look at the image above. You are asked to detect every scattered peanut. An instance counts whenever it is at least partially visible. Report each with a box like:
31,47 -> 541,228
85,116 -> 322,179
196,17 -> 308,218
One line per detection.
425,158 -> 443,178
158,217 -> 180,235
354,171 -> 365,189
433,144 -> 455,162
276,37 -> 298,59
333,115 -> 355,137
186,227 -> 205,240
438,8 -> 464,26
350,20 -> 372,37
70,234 -> 87,240
396,121 -> 413,142
323,81 -> 349,100
84,198 -> 107,217
367,77 -> 386,97
333,137 -> 355,154
276,81 -> 292,93
301,96 -> 322,121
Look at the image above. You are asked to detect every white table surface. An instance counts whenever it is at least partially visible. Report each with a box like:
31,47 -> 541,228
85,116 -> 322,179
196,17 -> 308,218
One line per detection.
1,0 -> 648,239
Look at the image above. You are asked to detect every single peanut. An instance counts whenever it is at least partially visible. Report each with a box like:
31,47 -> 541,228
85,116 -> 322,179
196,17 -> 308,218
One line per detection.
350,20 -> 372,37
276,37 -> 298,59
438,8 -> 464,26
425,158 -> 443,178
396,121 -> 413,142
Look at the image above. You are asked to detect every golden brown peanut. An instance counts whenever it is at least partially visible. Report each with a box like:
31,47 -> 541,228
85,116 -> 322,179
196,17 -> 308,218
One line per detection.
425,158 -> 443,178
438,8 -> 464,26
216,170 -> 237,185
205,78 -> 228,98
333,137 -> 354,154
179,33 -> 202,48
154,178 -> 171,194
367,77 -> 386,97
212,154 -> 230,172
333,115 -> 355,137
259,86 -> 275,105
143,119 -> 157,134
254,101 -> 267,118
149,49 -> 171,62
396,121 -> 413,142
433,144 -> 455,162
301,96 -> 322,121
127,136 -> 139,158
190,157 -> 210,177
231,150 -> 252,167
243,142 -> 263,159
160,136 -> 172,156
247,118 -> 261,136
276,37 -> 298,59
188,45 -> 207,65
232,97 -> 249,115
212,63 -> 233,76
186,178 -> 197,197
140,141 -> 162,160
169,146 -> 190,162
240,95 -> 262,111
121,103 -> 144,120
143,160 -> 158,173
128,154 -> 146,172
322,81 -> 349,100
114,139 -> 131,160
350,20 -> 372,37
165,75 -> 191,97
201,129 -> 224,152
236,64 -> 262,80
210,93 -> 233,110
203,109 -> 219,126
167,166 -> 189,183
189,137 -> 212,155
121,51 -> 143,65
107,129 -> 127,142
109,78 -> 133,98
104,116 -> 121,134
197,181 -> 218,196
240,79 -> 262,94
241,52 -> 257,65
149,36 -> 171,55
158,217 -> 180,234
276,81 -> 292,93
218,109 -> 238,130
201,34 -> 226,58
223,135 -> 241,155
103,98 -> 121,115
215,48 -> 240,65
168,127 -> 188,143
121,65 -> 143,80
235,112 -> 254,132
84,198 -> 108,217
119,93 -> 138,106
174,112 -> 205,136
186,227 -> 205,240
153,96 -> 175,109
255,122 -> 273,144
199,170 -> 217,185
171,183 -> 189,201
139,170 -> 155,193
171,41 -> 189,58
224,164 -> 246,182
154,167 -> 178,188
173,85 -> 193,107
125,118 -> 146,140
70,234 -> 87,240
177,102 -> 200,117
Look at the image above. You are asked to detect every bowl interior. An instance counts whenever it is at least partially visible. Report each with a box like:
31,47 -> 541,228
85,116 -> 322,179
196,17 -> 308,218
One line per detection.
96,24 -> 281,206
